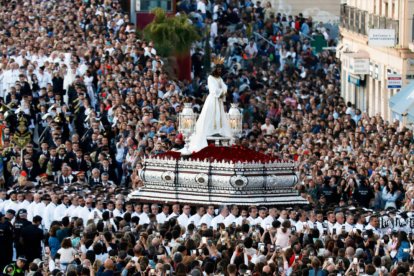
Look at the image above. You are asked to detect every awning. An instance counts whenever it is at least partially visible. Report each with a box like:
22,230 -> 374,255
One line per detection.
407,106 -> 414,122
389,81 -> 414,114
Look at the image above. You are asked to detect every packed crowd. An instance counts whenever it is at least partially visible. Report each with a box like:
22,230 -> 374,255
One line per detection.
0,0 -> 413,275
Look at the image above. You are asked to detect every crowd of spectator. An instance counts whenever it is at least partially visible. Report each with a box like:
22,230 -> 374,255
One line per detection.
0,0 -> 413,275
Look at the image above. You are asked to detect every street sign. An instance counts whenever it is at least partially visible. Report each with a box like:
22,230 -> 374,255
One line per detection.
387,74 -> 402,89
369,29 -> 396,47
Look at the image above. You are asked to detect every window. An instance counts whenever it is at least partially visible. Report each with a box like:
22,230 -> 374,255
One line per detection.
139,0 -> 173,12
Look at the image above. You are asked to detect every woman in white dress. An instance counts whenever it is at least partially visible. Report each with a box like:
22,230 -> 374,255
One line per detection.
188,57 -> 232,152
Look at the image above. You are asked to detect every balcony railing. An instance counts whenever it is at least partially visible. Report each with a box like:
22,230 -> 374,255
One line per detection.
340,4 -> 399,44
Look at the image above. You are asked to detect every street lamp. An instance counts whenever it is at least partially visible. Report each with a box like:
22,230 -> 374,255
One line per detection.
178,103 -> 198,155
227,103 -> 242,138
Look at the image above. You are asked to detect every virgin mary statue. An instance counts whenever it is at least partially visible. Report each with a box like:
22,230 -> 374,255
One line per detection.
187,57 -> 232,152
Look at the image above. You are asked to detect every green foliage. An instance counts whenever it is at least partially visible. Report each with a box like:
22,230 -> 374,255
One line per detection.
144,8 -> 201,57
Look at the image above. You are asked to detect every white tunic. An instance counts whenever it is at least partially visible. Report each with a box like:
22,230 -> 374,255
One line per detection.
54,204 -> 68,221
156,212 -> 169,224
177,213 -> 191,228
199,213 -> 214,227
189,213 -> 203,226
187,74 -> 232,152
223,214 -> 237,227
211,214 -> 226,229
138,213 -> 150,225
17,200 -> 30,212
261,215 -> 276,229
3,200 -> 19,213
44,202 -> 57,230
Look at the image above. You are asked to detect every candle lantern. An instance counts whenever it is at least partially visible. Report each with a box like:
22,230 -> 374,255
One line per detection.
227,103 -> 242,138
178,103 -> 198,155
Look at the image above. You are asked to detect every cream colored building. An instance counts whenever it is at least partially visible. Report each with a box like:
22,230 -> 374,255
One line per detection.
270,0 -> 341,23
339,0 -> 414,122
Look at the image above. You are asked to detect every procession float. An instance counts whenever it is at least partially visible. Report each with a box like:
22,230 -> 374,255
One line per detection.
129,58 -> 307,205
128,103 -> 308,206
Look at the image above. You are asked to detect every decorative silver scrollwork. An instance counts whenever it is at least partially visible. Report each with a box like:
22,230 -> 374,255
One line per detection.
195,173 -> 209,185
161,171 -> 175,183
230,175 -> 248,189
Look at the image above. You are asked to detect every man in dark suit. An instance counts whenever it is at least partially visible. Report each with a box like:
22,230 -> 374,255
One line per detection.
18,74 -> 32,97
22,157 -> 40,182
89,168 -> 101,187
57,165 -> 77,186
98,158 -> 117,182
48,146 -> 63,174
69,150 -> 88,172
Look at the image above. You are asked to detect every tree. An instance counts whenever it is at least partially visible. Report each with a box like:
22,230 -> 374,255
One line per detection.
144,8 -> 200,57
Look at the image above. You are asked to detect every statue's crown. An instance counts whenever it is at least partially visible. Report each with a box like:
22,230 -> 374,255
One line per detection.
212,56 -> 225,65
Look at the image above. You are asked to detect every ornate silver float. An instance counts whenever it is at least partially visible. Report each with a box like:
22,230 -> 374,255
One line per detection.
128,146 -> 308,206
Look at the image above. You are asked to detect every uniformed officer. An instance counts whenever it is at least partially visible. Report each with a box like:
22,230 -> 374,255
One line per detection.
13,209 -> 31,258
0,212 -> 13,272
2,256 -> 26,276
21,215 -> 43,263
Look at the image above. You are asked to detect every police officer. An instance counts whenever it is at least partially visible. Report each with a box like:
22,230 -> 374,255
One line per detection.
0,212 -> 13,272
21,215 -> 44,263
2,256 -> 26,276
13,209 -> 31,258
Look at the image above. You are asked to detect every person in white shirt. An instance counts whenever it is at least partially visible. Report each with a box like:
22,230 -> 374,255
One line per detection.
277,209 -> 288,224
36,66 -> 52,89
16,192 -> 30,212
166,204 -> 180,221
0,189 -> 6,213
355,214 -> 366,232
234,209 -> 249,226
199,205 -> 215,227
332,212 -> 345,235
261,208 -> 277,229
3,191 -> 19,213
344,214 -> 355,233
211,206 -> 229,229
365,215 -> 380,236
294,211 -> 308,234
210,20 -> 218,40
27,193 -> 42,222
247,206 -> 258,225
44,194 -> 59,230
326,211 -> 336,234
150,203 -> 160,219
189,206 -> 205,227
289,210 -> 298,226
138,204 -> 151,225
88,200 -> 105,222
254,207 -> 268,226
79,198 -> 94,226
113,199 -> 124,218
196,0 -> 206,15
261,118 -> 275,135
156,205 -> 170,224
66,197 -> 81,218
223,205 -> 239,227
177,204 -> 192,228
244,39 -> 258,59
54,195 -> 70,221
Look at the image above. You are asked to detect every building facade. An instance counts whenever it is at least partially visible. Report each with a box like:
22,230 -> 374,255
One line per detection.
269,0 -> 341,23
339,0 -> 414,122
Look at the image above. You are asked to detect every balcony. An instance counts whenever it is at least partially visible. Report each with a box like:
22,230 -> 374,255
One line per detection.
340,4 -> 399,44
